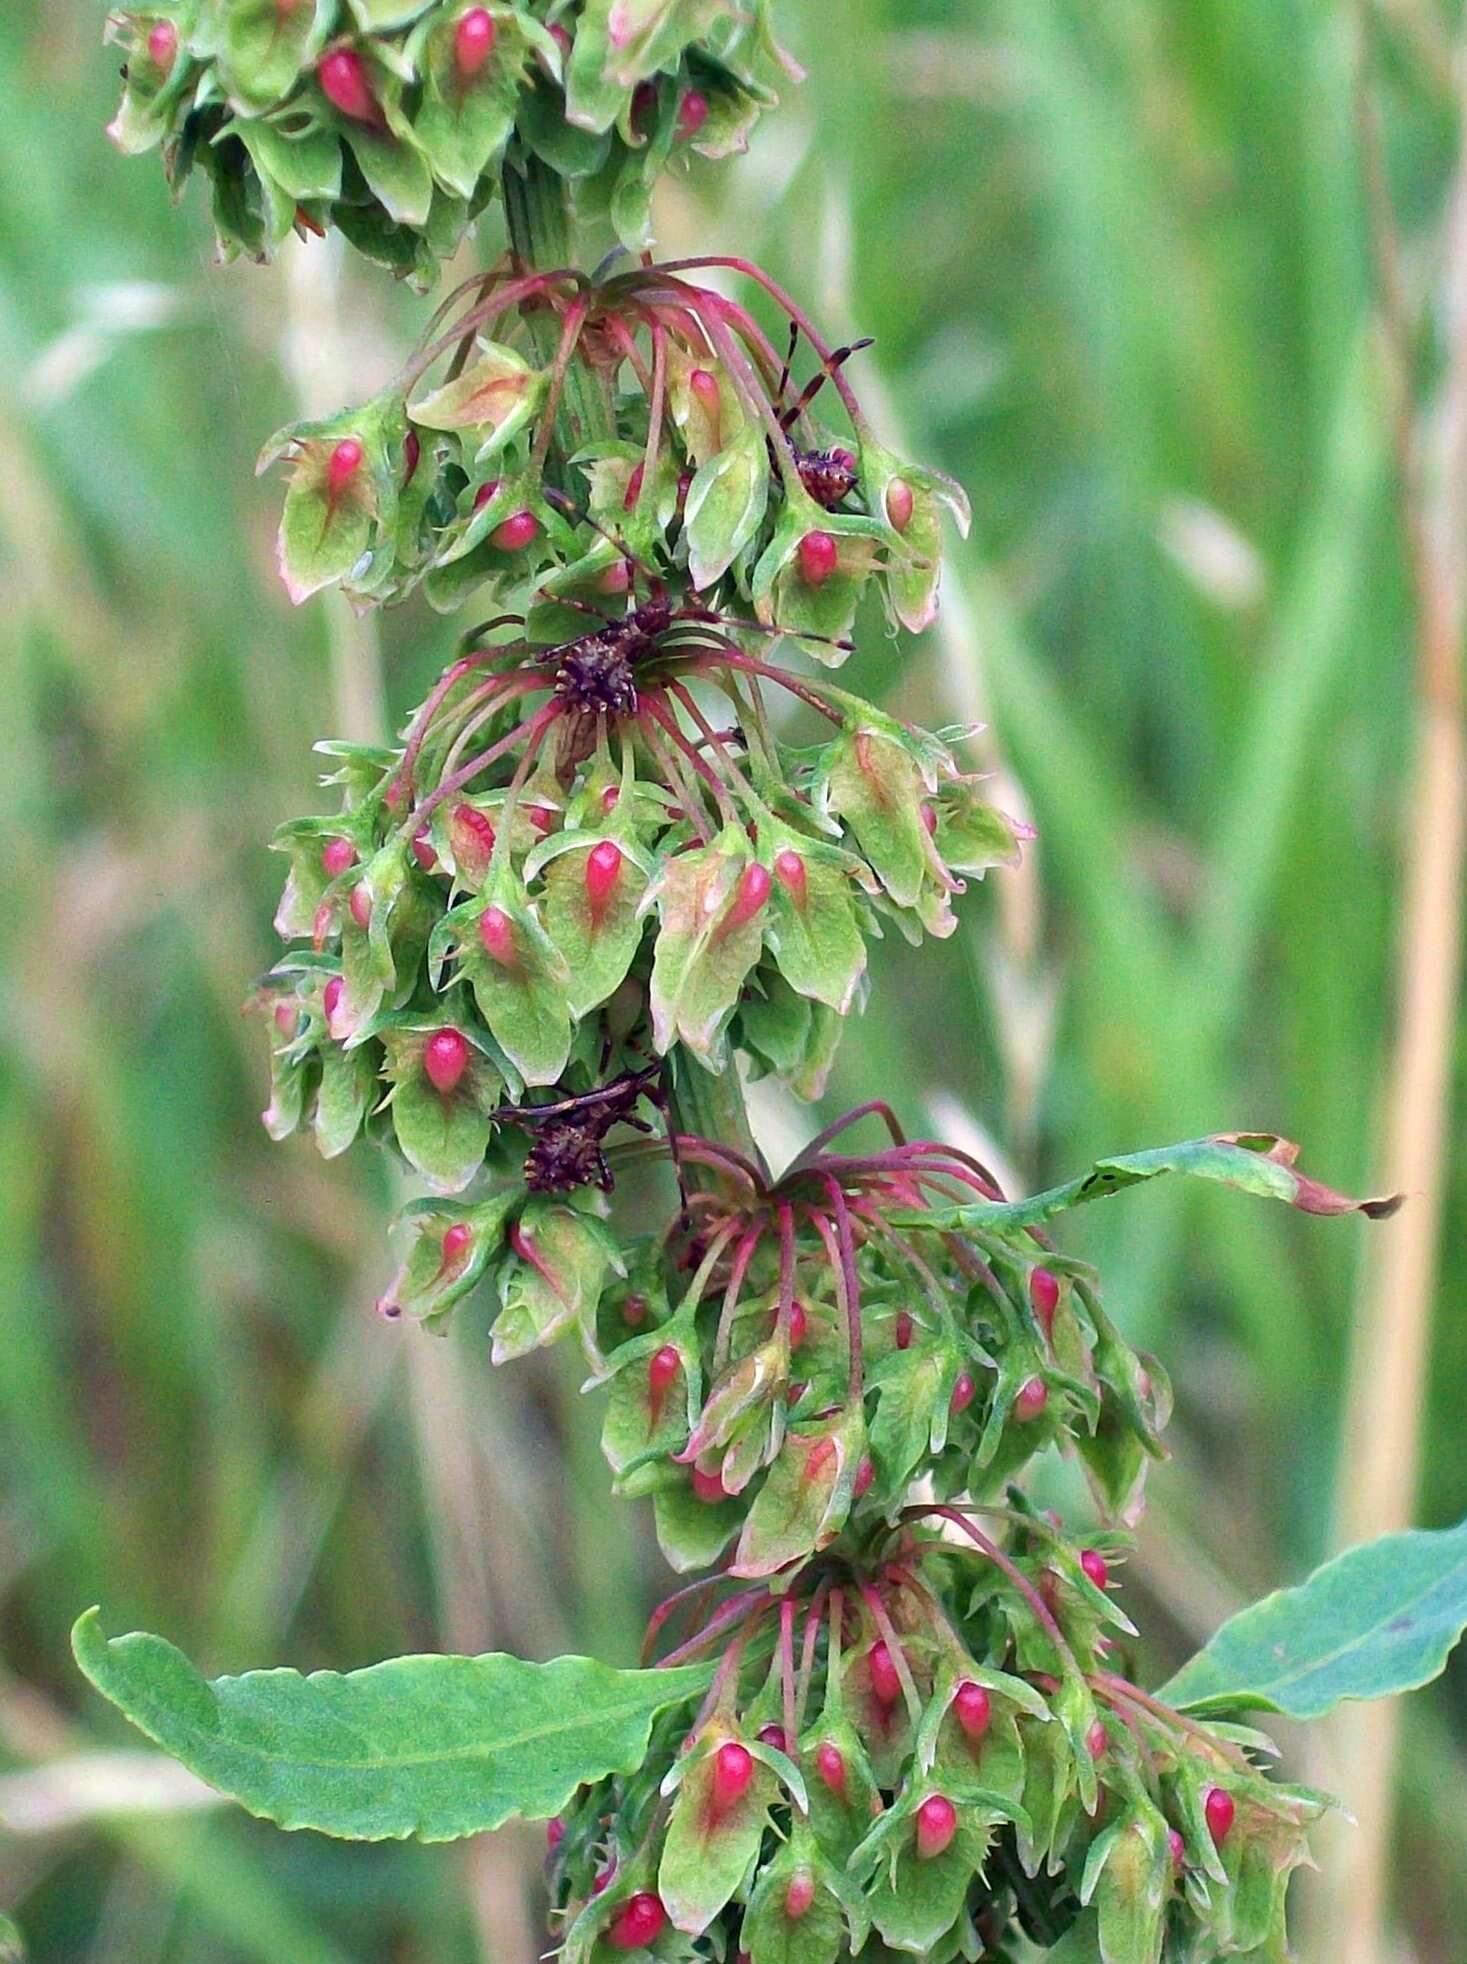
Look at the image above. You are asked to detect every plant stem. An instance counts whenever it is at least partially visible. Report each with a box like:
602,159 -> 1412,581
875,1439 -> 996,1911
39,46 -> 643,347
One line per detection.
501,151 -> 612,456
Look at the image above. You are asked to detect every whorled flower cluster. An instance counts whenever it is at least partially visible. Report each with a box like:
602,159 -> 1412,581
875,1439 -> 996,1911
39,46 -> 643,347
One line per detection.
107,1 -> 792,279
548,1540 -> 1327,1964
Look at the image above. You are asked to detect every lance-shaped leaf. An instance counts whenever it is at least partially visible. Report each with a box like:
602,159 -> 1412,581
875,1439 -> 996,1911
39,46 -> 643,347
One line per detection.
903,1133 -> 1404,1235
409,8 -> 561,197
438,886 -> 574,1086
756,518 -> 882,662
648,826 -> 768,1065
658,1728 -> 778,1934
686,422 -> 768,589
262,395 -> 408,606
491,1200 -> 623,1365
742,1819 -> 858,1964
376,1192 -> 519,1328
851,1791 -> 1010,1955
732,1408 -> 864,1578
600,1321 -> 701,1476
410,341 -> 547,457
1159,1517 -> 1467,1718
73,1610 -> 708,1842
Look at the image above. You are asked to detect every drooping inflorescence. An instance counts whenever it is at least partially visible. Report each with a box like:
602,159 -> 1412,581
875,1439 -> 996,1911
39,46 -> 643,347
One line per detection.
98,9 -> 1406,1962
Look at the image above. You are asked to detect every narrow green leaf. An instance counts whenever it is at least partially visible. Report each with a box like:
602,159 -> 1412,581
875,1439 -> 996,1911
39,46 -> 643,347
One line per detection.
1160,1519 -> 1467,1718
73,1611 -> 708,1842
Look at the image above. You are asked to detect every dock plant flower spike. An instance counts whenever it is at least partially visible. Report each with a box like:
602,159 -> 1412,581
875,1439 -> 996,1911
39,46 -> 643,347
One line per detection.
77,7 -> 1467,1963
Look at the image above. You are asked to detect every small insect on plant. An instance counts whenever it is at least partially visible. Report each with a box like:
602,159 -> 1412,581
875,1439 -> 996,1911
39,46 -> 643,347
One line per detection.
73,7 -> 1467,1964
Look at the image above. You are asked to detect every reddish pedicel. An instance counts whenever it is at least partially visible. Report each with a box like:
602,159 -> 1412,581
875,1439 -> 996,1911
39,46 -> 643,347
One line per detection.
710,1742 -> 755,1816
607,1895 -> 666,1950
783,1872 -> 815,1920
454,8 -> 496,78
147,20 -> 177,68
676,89 -> 710,141
915,1795 -> 958,1860
797,530 -> 839,586
1030,1266 -> 1060,1339
490,510 -> 539,552
1014,1376 -> 1049,1421
1080,1549 -> 1109,1592
585,840 -> 624,921
949,1371 -> 976,1416
885,477 -> 915,531
1204,1787 -> 1236,1846
953,1680 -> 991,1743
691,1463 -> 727,1505
318,49 -> 378,123
478,905 -> 516,966
773,849 -> 808,907
725,861 -> 771,931
867,1640 -> 902,1708
424,1028 -> 470,1095
327,436 -> 364,499
322,835 -> 355,878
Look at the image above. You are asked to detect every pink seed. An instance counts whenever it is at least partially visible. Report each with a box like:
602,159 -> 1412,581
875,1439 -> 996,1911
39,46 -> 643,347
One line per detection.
885,477 -> 915,532
454,7 -> 496,78
273,999 -> 299,1038
312,901 -> 335,950
424,1028 -> 470,1095
648,1344 -> 680,1422
473,478 -> 501,511
585,840 -> 624,921
1168,1827 -> 1186,1869
147,19 -> 177,69
592,1862 -> 615,1895
950,1371 -> 976,1416
622,462 -> 645,511
676,469 -> 692,509
867,1640 -> 901,1708
327,436 -> 364,499
607,1895 -> 666,1950
402,429 -> 420,485
853,1455 -> 875,1497
1204,1787 -> 1235,1846
815,1742 -> 847,1798
452,801 -> 496,874
601,785 -> 620,815
348,882 -> 372,930
691,1464 -> 727,1505
1080,1549 -> 1109,1592
787,1300 -> 808,1349
549,22 -> 571,56
1030,1266 -> 1060,1339
598,559 -> 632,596
953,1680 -> 991,1743
322,975 -> 344,1024
621,1292 -> 647,1329
895,1311 -> 914,1350
757,1724 -> 788,1751
915,1795 -> 957,1861
441,1221 -> 472,1270
545,1816 -> 564,1854
690,368 -> 721,416
318,48 -> 378,124
478,905 -> 516,966
321,835 -> 355,878
724,861 -> 771,932
676,89 -> 710,141
797,530 -> 839,586
710,1742 -> 754,1816
1086,1720 -> 1108,1760
773,849 -> 807,907
490,510 -> 539,553
1014,1376 -> 1048,1422
526,804 -> 556,838
411,827 -> 437,871
783,1872 -> 815,1921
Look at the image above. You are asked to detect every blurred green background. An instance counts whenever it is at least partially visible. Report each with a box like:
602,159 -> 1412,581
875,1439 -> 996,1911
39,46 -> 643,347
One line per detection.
2,2 -> 1465,1959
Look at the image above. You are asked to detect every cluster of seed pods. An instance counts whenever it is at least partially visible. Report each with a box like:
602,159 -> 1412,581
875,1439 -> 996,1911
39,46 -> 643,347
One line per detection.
545,1540 -> 1328,1964
108,1 -> 792,277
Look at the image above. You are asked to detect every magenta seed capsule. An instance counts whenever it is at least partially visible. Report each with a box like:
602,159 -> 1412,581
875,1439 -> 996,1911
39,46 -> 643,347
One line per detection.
1030,1265 -> 1060,1339
327,436 -> 364,498
950,1371 -> 976,1416
725,861 -> 771,931
147,19 -> 178,69
490,509 -> 539,553
318,49 -> 378,123
454,7 -> 496,78
585,840 -> 624,921
773,849 -> 807,907
424,1028 -> 469,1096
783,1871 -> 815,1920
710,1741 -> 754,1816
607,1895 -> 666,1950
953,1680 -> 991,1742
895,1310 -> 914,1350
915,1794 -> 957,1860
815,1742 -> 846,1798
321,835 -> 355,878
1014,1376 -> 1048,1421
1204,1786 -> 1236,1845
348,882 -> 371,930
478,905 -> 516,966
797,530 -> 839,586
867,1640 -> 901,1708
1080,1549 -> 1109,1592
440,1222 -> 472,1269
691,1464 -> 727,1505
885,477 -> 915,531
